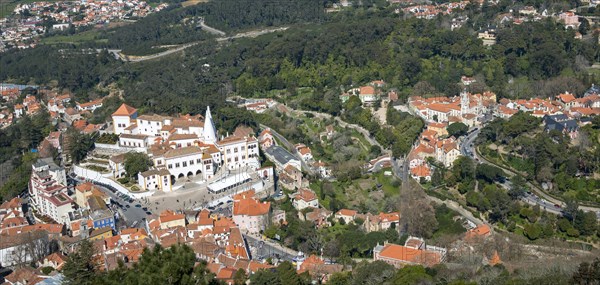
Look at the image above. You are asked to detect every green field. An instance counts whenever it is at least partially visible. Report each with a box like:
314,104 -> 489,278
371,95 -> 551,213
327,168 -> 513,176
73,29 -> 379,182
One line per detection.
41,29 -> 106,45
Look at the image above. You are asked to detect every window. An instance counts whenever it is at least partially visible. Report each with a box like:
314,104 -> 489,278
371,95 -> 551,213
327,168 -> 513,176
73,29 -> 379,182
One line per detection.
197,158 -> 202,163
235,157 -> 238,162
234,148 -> 238,153
206,165 -> 211,170
242,155 -> 246,159
227,149 -> 231,154
175,163 -> 180,168
182,161 -> 187,167
189,160 -> 194,165
241,146 -> 245,151
227,158 -> 231,163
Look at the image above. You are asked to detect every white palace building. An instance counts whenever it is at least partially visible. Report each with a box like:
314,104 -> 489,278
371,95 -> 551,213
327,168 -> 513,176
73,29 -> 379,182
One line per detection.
110,104 -> 260,192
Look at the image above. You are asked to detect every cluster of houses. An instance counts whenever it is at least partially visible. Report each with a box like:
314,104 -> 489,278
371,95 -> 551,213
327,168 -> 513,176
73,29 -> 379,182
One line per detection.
408,90 -> 497,128
405,84 -> 600,182
340,80 -> 398,106
399,1 -> 471,20
407,90 -> 490,180
1,0 -> 168,51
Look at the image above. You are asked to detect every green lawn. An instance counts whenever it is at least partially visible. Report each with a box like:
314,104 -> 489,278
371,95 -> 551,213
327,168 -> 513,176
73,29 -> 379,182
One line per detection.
372,168 -> 400,197
41,29 -> 106,45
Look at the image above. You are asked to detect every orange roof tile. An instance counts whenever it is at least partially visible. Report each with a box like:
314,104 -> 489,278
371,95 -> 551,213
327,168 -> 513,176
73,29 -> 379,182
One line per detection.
465,224 -> 491,241
159,210 -> 185,224
112,103 -> 137,117
233,198 -> 270,216
378,243 -> 442,267
337,209 -> 357,217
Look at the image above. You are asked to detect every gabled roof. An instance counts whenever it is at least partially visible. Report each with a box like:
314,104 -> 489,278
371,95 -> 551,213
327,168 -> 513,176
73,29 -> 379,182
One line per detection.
336,209 -> 357,217
294,188 -> 317,202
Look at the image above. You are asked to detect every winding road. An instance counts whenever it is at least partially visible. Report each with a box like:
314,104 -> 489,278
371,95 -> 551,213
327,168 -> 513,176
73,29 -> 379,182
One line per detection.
117,26 -> 289,62
460,129 -> 600,219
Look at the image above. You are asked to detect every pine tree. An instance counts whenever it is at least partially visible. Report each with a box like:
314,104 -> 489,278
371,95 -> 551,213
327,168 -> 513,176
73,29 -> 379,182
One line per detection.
62,239 -> 97,285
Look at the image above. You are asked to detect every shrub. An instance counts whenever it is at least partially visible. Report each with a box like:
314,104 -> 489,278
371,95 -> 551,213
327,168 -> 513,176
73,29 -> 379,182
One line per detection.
41,266 -> 54,275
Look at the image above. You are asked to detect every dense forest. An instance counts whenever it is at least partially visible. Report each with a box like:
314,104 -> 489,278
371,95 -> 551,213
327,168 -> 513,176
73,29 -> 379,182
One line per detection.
2,8 -> 598,117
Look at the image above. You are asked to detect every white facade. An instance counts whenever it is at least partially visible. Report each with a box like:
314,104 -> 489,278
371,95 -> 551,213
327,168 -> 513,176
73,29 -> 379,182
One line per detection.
138,169 -> 172,192
119,134 -> 148,148
217,136 -> 260,170
28,158 -> 73,224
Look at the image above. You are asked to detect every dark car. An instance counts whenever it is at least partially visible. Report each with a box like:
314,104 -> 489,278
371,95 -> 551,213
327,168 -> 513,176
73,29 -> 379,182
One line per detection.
146,211 -> 152,215
217,202 -> 224,206
142,207 -> 148,211
135,204 -> 141,208
126,204 -> 130,208
554,204 -> 561,208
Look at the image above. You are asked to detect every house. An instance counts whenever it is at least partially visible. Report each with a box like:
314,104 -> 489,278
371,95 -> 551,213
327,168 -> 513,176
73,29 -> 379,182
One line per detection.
364,212 -> 400,233
558,12 -> 579,29
3,266 -> 45,285
75,182 -> 109,208
63,108 -> 81,124
373,237 -> 447,268
38,252 -> 67,271
0,197 -> 23,221
112,103 -> 138,135
159,210 -> 186,230
76,98 -> 103,112
297,255 -> 344,283
464,224 -> 491,242
258,128 -> 275,150
556,92 -> 577,109
232,192 -> 270,234
335,209 -> 358,224
279,164 -> 303,190
108,153 -> 126,178
138,168 -> 172,192
543,114 -> 579,139
359,86 -> 379,105
312,160 -> 332,179
305,208 -> 332,228
410,164 -> 431,182
292,188 -> 319,210
295,144 -> 313,161
89,226 -> 113,241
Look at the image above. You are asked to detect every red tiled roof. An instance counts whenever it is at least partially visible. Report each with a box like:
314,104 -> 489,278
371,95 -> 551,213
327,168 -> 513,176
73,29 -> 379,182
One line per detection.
112,103 -> 137,116
233,198 -> 270,216
337,209 -> 357,217
378,243 -> 442,267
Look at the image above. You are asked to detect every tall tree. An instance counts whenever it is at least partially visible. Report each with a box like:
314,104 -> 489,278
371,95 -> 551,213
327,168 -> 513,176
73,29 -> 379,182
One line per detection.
63,239 -> 97,285
123,152 -> 153,179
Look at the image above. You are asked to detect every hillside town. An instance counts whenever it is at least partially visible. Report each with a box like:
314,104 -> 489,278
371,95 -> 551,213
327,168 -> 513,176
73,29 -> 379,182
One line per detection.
0,0 -> 168,51
1,0 -> 600,280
